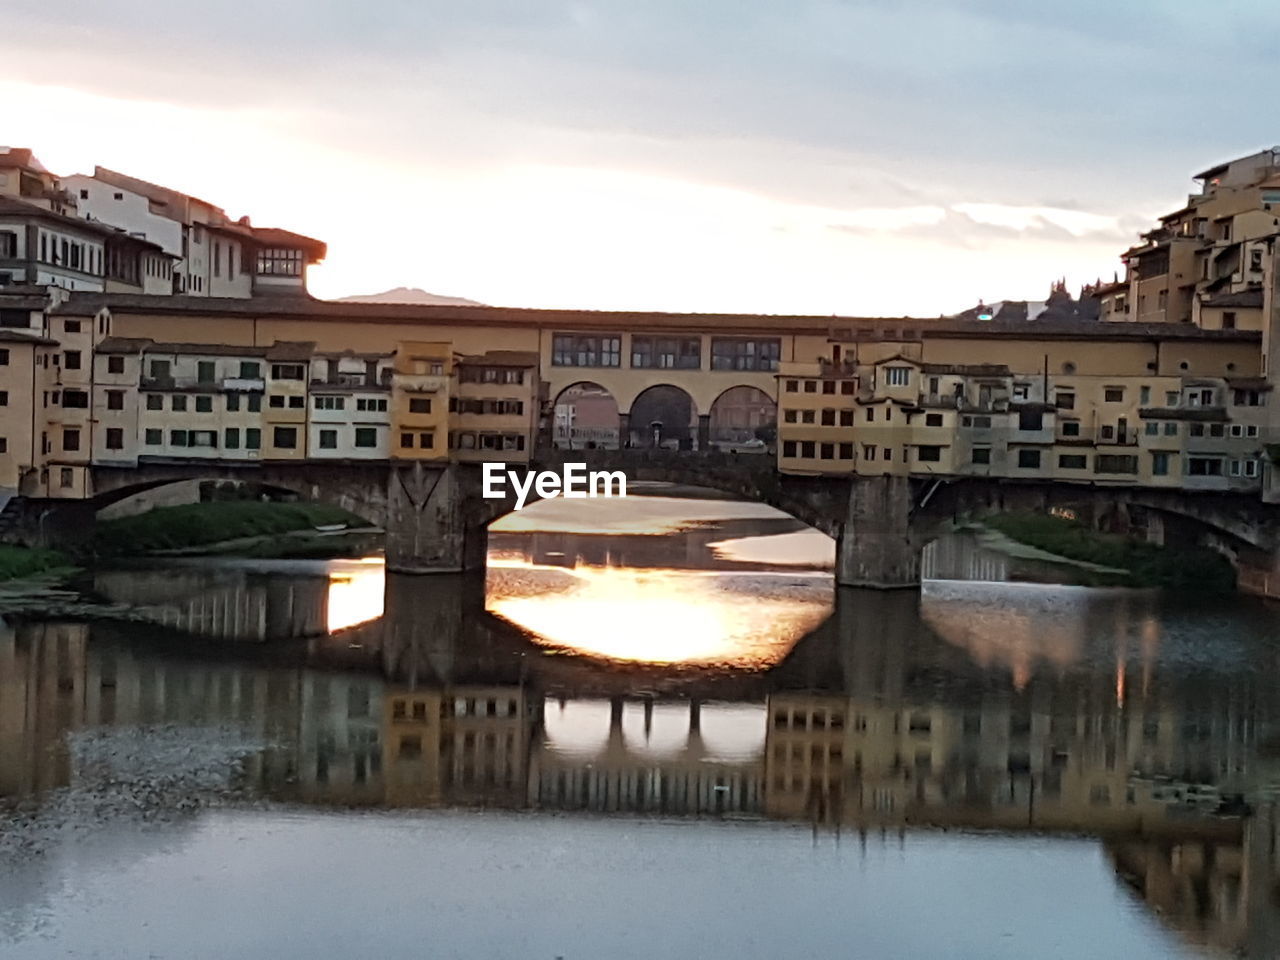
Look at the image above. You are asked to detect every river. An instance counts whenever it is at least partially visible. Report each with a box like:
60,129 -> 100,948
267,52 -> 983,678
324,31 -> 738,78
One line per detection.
3,485 -> 1280,959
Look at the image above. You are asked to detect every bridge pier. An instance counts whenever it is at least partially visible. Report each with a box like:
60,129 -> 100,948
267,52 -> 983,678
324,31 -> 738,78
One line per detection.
385,462 -> 478,574
836,475 -> 920,589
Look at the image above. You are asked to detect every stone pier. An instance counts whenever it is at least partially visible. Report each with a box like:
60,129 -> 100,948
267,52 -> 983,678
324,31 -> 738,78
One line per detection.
384,461 -> 473,573
836,475 -> 920,589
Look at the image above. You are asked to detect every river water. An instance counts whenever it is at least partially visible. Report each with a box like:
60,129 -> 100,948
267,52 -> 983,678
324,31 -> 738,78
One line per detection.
4,485 -> 1280,959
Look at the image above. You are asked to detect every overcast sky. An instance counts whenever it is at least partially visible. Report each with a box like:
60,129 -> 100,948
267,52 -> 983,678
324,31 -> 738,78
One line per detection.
4,1 -> 1277,315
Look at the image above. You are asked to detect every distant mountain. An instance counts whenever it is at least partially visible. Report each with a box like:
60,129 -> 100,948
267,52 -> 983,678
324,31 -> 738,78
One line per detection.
335,287 -> 484,306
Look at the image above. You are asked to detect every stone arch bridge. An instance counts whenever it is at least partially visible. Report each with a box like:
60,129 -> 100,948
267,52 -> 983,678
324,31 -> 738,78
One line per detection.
23,451 -> 1280,590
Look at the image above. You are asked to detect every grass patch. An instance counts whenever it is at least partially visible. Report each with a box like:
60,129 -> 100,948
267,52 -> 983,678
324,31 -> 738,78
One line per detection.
982,512 -> 1236,594
0,544 -> 71,580
94,501 -> 367,556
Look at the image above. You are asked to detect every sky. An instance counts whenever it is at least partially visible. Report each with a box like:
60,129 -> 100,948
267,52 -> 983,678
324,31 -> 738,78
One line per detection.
3,1 -> 1278,317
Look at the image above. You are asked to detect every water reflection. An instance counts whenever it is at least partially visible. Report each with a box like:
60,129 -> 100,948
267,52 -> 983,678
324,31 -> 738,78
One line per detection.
486,490 -> 834,667
8,505 -> 1280,956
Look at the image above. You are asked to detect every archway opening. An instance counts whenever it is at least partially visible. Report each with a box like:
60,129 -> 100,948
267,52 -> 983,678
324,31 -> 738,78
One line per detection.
709,385 -> 776,453
552,382 -> 621,450
629,384 -> 698,450
485,482 -> 834,668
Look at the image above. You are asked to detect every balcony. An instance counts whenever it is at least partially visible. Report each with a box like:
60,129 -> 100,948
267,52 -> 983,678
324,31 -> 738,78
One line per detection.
394,374 -> 449,393
222,377 -> 265,392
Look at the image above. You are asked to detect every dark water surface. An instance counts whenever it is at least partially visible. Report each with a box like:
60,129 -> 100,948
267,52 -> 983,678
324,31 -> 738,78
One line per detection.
4,490 -> 1280,959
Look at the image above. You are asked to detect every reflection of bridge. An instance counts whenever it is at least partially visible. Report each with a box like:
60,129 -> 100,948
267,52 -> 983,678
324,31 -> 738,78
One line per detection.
40,446 -> 1280,590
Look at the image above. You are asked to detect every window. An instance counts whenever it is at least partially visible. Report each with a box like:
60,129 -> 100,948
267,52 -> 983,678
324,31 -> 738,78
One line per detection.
1222,312 -> 1236,330
60,468 -> 74,489
884,366 -> 911,387
1012,383 -> 1030,401
356,397 -> 388,412
61,390 -> 88,409
551,334 -> 622,367
841,381 -> 856,395
1095,455 -> 1138,474
245,428 -> 261,450
1229,423 -> 1244,438
319,429 -> 338,450
1244,459 -> 1259,478
195,396 -> 213,413
972,447 -> 991,465
709,337 -> 780,372
784,410 -> 798,423
64,350 -> 81,370
1017,449 -> 1041,469
247,395 -> 261,412
145,395 -> 163,410
225,428 -> 240,450
1164,422 -> 1178,436
257,247 -> 303,276
197,360 -> 216,383
801,410 -> 815,424
839,410 -> 854,426
800,441 -> 815,458
1229,459 -> 1243,477
917,445 -> 942,462
822,381 -> 836,395
419,432 -> 435,449
144,429 -> 162,446
862,444 -> 877,460
865,408 -> 875,422
1187,457 -> 1223,477
106,390 -> 124,410
1151,452 -> 1170,476
803,380 -> 817,393
1165,391 -> 1179,406
1144,421 -> 1159,436
189,430 -> 217,448
782,440 -> 797,458
819,443 -> 834,460
354,428 -> 377,448
1139,386 -> 1151,405
1052,391 -> 1075,410
925,413 -> 943,427
409,398 -> 431,414
630,336 -> 701,369
273,426 -> 297,449
107,355 -> 124,374
239,361 -> 261,378
169,429 -> 188,447
1234,389 -> 1263,407
289,396 -> 304,409
821,409 -> 835,426
271,363 -> 305,381
64,320 -> 81,334
226,394 -> 241,412
838,442 -> 853,459
400,432 -> 414,448
171,395 -> 187,412
1103,387 -> 1124,402
314,396 -> 346,411
0,231 -> 15,258
61,428 -> 82,452
1018,409 -> 1043,431
1061,420 -> 1080,437
269,395 -> 285,408
785,380 -> 798,393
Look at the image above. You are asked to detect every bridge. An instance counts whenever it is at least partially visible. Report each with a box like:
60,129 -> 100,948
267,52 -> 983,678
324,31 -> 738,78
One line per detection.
13,447 -> 1277,592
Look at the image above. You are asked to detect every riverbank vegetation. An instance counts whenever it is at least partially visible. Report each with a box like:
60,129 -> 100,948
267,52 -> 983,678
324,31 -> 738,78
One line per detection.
93,501 -> 369,556
981,512 -> 1236,593
0,544 -> 72,581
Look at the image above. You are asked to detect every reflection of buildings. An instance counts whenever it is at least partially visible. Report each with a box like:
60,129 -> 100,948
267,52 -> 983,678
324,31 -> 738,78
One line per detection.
93,568 -> 330,640
383,684 -> 539,807
0,620 -> 88,799
531,698 -> 764,816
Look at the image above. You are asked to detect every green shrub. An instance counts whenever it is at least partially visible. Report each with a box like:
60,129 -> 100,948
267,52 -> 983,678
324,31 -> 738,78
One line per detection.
94,501 -> 365,556
0,544 -> 69,580
983,512 -> 1236,594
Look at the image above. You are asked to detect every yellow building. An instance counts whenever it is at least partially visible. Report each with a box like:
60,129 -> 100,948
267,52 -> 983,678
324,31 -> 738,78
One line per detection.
390,341 -> 451,461
450,350 -> 540,465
